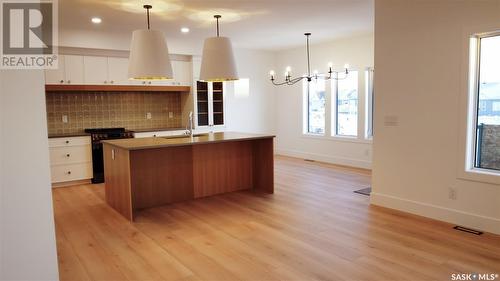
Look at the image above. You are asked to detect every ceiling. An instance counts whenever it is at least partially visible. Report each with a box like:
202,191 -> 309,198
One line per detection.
59,0 -> 374,51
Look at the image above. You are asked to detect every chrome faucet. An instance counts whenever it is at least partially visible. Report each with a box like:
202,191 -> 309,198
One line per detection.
185,111 -> 194,136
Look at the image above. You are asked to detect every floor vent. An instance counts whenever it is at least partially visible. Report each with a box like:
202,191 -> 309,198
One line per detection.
453,226 -> 483,235
304,159 -> 316,162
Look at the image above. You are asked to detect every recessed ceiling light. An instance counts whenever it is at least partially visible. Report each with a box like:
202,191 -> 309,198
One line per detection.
91,17 -> 102,24
181,27 -> 190,33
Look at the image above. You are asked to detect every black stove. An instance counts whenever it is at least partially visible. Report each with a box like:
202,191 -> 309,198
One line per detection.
84,128 -> 134,183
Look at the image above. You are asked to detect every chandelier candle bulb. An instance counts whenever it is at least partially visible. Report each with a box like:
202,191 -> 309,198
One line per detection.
269,70 -> 275,80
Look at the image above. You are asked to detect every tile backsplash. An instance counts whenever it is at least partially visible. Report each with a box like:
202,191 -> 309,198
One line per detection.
46,91 -> 183,135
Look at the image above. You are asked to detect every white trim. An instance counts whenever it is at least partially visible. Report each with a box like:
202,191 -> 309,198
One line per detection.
371,192 -> 500,235
276,148 -> 372,169
301,133 -> 372,144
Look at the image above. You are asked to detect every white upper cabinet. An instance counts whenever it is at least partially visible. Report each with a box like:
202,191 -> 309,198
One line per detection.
45,55 -> 84,84
44,55 -> 192,87
64,55 -> 85,84
172,60 -> 192,86
107,57 -> 130,85
83,56 -> 108,85
45,55 -> 65,84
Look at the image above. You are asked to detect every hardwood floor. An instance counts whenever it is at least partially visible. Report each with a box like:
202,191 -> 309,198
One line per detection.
52,156 -> 500,281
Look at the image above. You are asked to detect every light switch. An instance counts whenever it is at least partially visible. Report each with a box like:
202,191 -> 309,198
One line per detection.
169,112 -> 173,118
62,115 -> 68,123
146,112 -> 152,119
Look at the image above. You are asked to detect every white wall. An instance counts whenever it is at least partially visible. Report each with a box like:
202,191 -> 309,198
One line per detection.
0,71 -> 59,280
274,35 -> 374,169
372,0 -> 500,234
224,49 -> 276,134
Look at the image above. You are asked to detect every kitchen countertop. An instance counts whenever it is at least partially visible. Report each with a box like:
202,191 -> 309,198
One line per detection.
48,132 -> 90,138
128,127 -> 185,133
48,127 -> 185,138
102,132 -> 275,150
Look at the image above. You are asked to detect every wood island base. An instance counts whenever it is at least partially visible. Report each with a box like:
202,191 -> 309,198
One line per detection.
103,133 -> 274,221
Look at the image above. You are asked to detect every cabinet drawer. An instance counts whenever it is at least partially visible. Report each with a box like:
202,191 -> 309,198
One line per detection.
51,163 -> 93,183
49,145 -> 92,165
49,136 -> 90,147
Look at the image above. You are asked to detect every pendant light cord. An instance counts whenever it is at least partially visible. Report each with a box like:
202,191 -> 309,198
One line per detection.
144,5 -> 152,30
214,15 -> 221,37
305,33 -> 311,78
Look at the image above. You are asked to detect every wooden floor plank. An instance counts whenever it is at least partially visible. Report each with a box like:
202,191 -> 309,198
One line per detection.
52,155 -> 500,281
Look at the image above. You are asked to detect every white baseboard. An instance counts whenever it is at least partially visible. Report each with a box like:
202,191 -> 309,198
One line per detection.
275,148 -> 372,169
371,192 -> 500,235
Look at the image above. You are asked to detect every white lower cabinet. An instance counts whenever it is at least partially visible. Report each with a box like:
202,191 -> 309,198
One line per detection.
50,163 -> 93,184
49,136 -> 93,185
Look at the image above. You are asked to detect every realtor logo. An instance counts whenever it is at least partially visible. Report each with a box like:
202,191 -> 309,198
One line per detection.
1,0 -> 58,69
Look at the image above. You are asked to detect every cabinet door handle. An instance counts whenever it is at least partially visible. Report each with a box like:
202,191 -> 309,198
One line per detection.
148,81 -> 152,85
65,140 -> 70,144
104,80 -> 107,84
142,81 -> 146,85
66,154 -> 70,157
60,80 -> 64,84
110,80 -> 114,84
67,80 -> 71,84
67,171 -> 72,175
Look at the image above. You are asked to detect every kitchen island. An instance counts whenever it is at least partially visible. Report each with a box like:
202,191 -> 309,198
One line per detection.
102,132 -> 275,221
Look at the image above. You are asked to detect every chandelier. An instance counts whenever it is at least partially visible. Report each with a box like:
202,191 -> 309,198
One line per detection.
269,33 -> 350,86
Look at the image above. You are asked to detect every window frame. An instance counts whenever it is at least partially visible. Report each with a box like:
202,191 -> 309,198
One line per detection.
458,29 -> 500,184
303,78 -> 327,136
300,68 -> 373,144
472,34 -> 500,172
365,67 -> 374,139
332,70 -> 359,138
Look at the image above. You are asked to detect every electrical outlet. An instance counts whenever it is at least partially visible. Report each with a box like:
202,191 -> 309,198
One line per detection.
62,115 -> 68,123
146,112 -> 152,120
169,112 -> 173,118
449,187 -> 457,200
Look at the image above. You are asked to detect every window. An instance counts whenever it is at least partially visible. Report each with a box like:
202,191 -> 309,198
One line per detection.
334,71 -> 358,136
472,34 -> 500,172
304,78 -> 326,134
365,68 -> 374,138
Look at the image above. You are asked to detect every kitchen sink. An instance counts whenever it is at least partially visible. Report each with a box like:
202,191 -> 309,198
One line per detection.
161,133 -> 209,139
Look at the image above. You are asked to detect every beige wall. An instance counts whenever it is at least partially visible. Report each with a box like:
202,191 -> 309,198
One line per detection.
372,0 -> 500,234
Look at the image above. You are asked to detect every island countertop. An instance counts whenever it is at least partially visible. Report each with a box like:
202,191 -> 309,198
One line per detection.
102,132 -> 275,150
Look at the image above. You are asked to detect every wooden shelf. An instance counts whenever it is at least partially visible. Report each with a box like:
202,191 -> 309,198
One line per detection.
45,84 -> 191,92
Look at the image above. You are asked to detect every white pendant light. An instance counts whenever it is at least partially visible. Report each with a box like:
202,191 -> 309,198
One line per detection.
200,15 -> 238,82
128,5 -> 173,80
